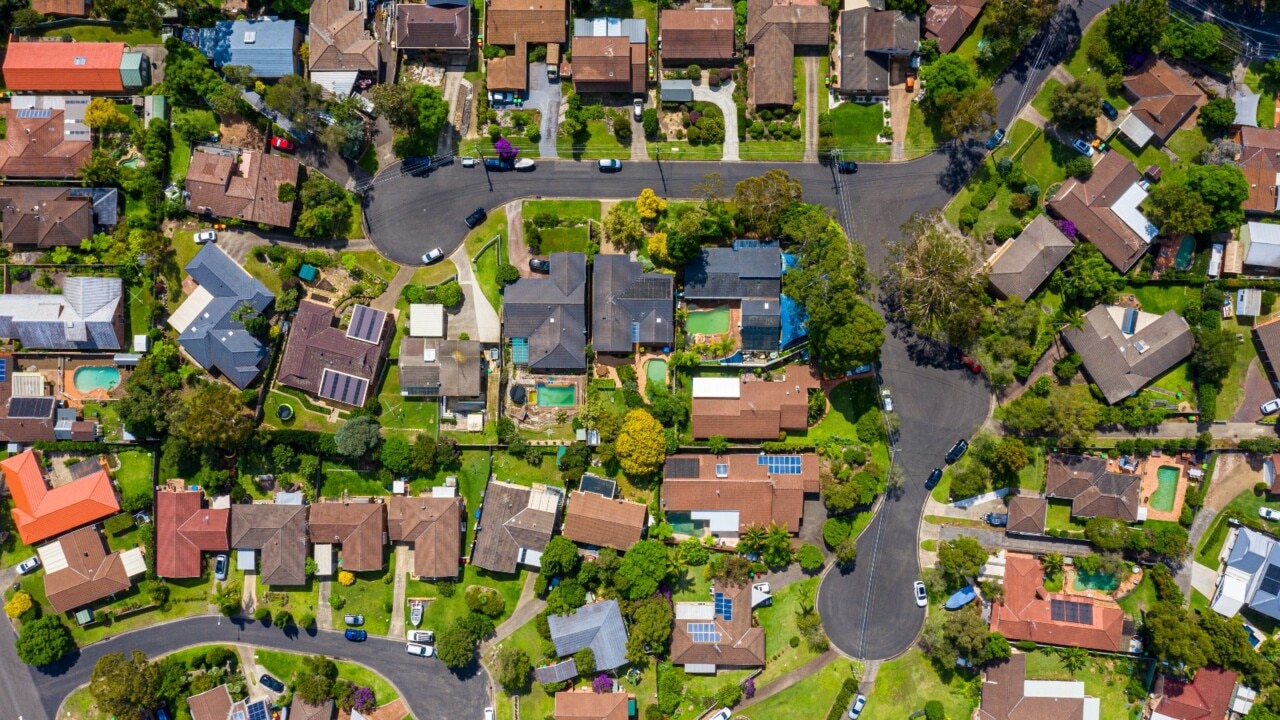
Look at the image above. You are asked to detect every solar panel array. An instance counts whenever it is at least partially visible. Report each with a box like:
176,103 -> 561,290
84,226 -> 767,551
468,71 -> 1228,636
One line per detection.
9,397 -> 54,418
15,109 -> 52,119
346,304 -> 388,344
0,357 -> 8,383
758,455 -> 804,475
1261,564 -> 1280,596
1049,599 -> 1094,625
714,592 -> 733,620
687,622 -> 721,643
246,700 -> 269,720
318,369 -> 369,407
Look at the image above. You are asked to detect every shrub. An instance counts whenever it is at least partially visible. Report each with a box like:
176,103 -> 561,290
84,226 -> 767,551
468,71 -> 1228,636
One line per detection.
254,607 -> 272,624
5,591 -> 33,619
1255,481 -> 1270,496
924,700 -> 945,720
1008,193 -> 1031,212
789,636 -> 800,648
337,570 -> 355,586
969,183 -> 997,210
1065,155 -> 1094,179
994,223 -> 1022,242
104,513 -> 135,535
958,206 -> 980,232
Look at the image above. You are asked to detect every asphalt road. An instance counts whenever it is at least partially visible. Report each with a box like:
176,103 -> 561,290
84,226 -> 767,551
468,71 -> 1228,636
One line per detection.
21,616 -> 487,720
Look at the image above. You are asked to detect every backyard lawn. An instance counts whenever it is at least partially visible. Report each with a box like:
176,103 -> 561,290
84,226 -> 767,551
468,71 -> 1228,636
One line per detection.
493,451 -> 562,487
377,366 -> 440,441
739,661 -> 859,720
1023,650 -> 1142,720
112,450 -> 154,497
785,378 -> 877,444
1046,500 -> 1087,534
556,120 -> 630,159
859,649 -> 978,720
318,459 -> 386,498
1215,316 -> 1258,419
34,22 -> 161,44
1246,61 -> 1277,129
404,565 -> 526,630
330,554 -> 396,636
1116,571 -> 1156,618
264,390 -> 333,432
253,649 -> 399,705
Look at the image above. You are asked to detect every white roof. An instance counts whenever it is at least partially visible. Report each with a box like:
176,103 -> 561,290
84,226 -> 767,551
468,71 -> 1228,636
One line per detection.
1209,243 -> 1224,278
133,334 -> 149,352
691,510 -> 739,532
11,373 -> 45,398
1024,680 -> 1085,698
38,540 -> 69,573
1082,697 -> 1100,720
168,285 -> 215,333
1112,184 -> 1158,243
1243,221 -> 1280,268
1232,684 -> 1258,715
237,548 -> 256,570
431,485 -> 457,498
410,304 -> 446,337
314,543 -> 334,576
1211,566 -> 1251,617
1119,113 -> 1155,147
692,376 -> 740,398
684,663 -> 717,674
121,547 -> 147,577
311,70 -> 360,96
675,602 -> 716,620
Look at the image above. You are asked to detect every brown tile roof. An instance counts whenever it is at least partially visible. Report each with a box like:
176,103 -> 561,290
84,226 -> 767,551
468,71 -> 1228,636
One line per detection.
488,53 -> 529,91
44,526 -> 134,613
230,503 -> 310,586
691,366 -> 820,439
989,553 -> 1128,652
924,0 -> 985,53
0,104 -> 92,179
662,453 -> 818,532
472,480 -> 560,573
184,148 -> 300,228
399,338 -> 485,398
1255,316 -> 1280,387
671,581 -> 766,668
1236,126 -> 1280,214
1047,152 -> 1149,272
309,0 -> 379,73
986,215 -> 1075,300
396,3 -> 471,50
660,9 -> 735,63
978,653 -> 1090,720
1005,496 -> 1047,536
1123,59 -> 1202,144
750,25 -> 795,107
289,696 -> 334,720
1045,454 -> 1141,522
156,489 -> 231,578
1153,667 -> 1239,720
31,0 -> 89,15
187,685 -> 234,720
1062,305 -> 1193,406
485,0 -> 568,46
561,490 -> 647,550
387,495 -> 463,578
554,691 -> 630,720
0,353 -> 57,443
746,0 -> 826,107
0,187 -> 94,247
276,301 -> 391,407
307,502 -> 386,572
572,36 -> 646,94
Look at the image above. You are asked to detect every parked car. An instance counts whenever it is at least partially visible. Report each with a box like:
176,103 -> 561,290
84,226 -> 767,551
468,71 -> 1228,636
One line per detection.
913,581 -> 928,608
1261,507 -> 1280,521
985,513 -> 1009,527
16,556 -> 40,575
407,630 -> 435,643
1101,100 -> 1118,120
926,468 -> 943,489
514,158 -> 536,171
344,629 -> 367,642
465,208 -> 487,229
1262,398 -> 1280,415
708,710 -> 731,720
213,554 -> 228,581
259,675 -> 285,693
484,709 -> 495,720
835,159 -> 859,173
484,157 -> 513,171
422,247 -> 444,265
270,135 -> 296,153
598,158 -> 623,172
344,614 -> 364,626
406,643 -> 435,657
848,695 -> 867,719
488,91 -> 515,105
959,353 -> 982,374
881,388 -> 893,412
461,156 -> 477,168
945,439 -> 969,464
633,98 -> 644,121
529,257 -> 551,274
986,127 -> 1005,150
195,230 -> 217,244
1071,138 -> 1095,156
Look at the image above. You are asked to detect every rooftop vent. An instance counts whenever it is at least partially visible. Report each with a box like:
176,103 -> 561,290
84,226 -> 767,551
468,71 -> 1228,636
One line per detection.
244,31 -> 257,43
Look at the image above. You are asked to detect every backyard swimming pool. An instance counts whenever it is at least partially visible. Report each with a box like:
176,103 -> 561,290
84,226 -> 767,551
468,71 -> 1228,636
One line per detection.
1073,570 -> 1120,593
645,359 -> 668,387
1150,465 -> 1180,512
1175,236 -> 1194,271
667,512 -> 701,536
686,305 -> 730,335
537,384 -> 576,407
74,366 -> 121,393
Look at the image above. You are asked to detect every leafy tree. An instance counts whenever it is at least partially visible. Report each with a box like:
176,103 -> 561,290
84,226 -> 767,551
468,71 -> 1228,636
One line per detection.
835,537 -> 858,568
90,651 -> 158,720
615,540 -> 672,600
1193,327 -> 1238,387
626,595 -> 675,662
1185,163 -> 1250,231
886,0 -> 929,12
1048,243 -> 1124,308
941,88 -> 999,139
1084,517 -> 1127,551
572,647 -> 596,675
1145,183 -> 1213,237
172,382 -> 253,448
1048,80 -> 1102,134
15,615 -> 74,666
1163,21 -> 1222,61
920,54 -> 979,115
882,210 -> 987,346
540,535 -> 582,578
797,543 -> 824,572
1106,0 -> 1168,52
603,203 -> 645,250
636,188 -> 668,220
734,170 -> 803,238
1144,601 -> 1209,673
616,409 -> 666,477
921,606 -> 1006,666
264,74 -> 326,134
436,625 -> 477,668
990,438 -> 1030,481
295,656 -> 338,703
936,537 -> 988,584
335,415 -> 382,458
496,646 -> 532,693
1198,97 -> 1237,138
379,436 -> 411,474
296,172 -> 355,240
5,591 -> 33,619
84,97 -> 132,134
370,82 -> 449,156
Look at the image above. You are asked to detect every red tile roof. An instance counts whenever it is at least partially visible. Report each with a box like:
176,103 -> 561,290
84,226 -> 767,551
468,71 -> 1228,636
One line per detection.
184,149 -> 300,228
662,453 -> 818,532
571,36 -> 646,95
1236,126 -> 1280,214
1123,59 -> 1202,144
554,691 -> 630,720
0,187 -> 94,247
1153,667 -> 1238,720
924,0 -> 985,53
989,554 -> 1129,652
485,0 -> 569,46
671,581 -> 766,668
1047,152 -> 1149,273
4,449 -> 118,544
156,489 -> 230,578
387,495 -> 463,579
2,42 -> 126,92
561,491 -> 647,550
31,0 -> 89,15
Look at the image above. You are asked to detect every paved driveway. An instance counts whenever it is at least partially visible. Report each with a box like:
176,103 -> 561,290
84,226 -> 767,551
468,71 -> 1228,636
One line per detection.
526,63 -> 563,158
691,78 -> 739,161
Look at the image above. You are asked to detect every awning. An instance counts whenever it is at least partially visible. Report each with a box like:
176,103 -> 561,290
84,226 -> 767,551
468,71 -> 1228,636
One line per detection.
121,547 -> 147,577
1118,113 -> 1155,147
237,549 -> 256,571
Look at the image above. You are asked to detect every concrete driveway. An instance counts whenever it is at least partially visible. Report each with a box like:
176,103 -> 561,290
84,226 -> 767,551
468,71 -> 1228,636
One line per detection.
692,76 -> 739,161
450,245 -> 501,343
527,63 -> 563,158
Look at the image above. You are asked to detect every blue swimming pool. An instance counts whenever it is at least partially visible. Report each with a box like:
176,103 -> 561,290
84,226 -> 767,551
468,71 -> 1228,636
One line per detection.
73,366 -> 121,393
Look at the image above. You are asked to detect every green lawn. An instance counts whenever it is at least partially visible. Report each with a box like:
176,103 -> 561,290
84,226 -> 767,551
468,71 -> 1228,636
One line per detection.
1023,650 -> 1140,720
34,22 -> 161,44
671,565 -> 712,601
1129,283 -> 1198,315
647,140 -> 724,160
346,250 -> 400,284
473,241 -> 504,313
825,102 -> 891,161
905,104 -> 945,159
128,282 -> 155,338
257,578 -> 318,622
1018,132 -> 1072,187
755,577 -> 822,685
1166,126 -> 1209,164
739,660 -> 856,720
410,262 -> 457,287
377,365 -> 440,441
403,565 -> 526,629
1246,62 -> 1277,129
953,10 -> 993,67
995,119 -> 1039,161
1046,500 -> 1087,533
538,226 -> 590,253
1031,78 -> 1062,119
673,668 -> 754,720
264,390 -> 334,432
859,649 -> 978,720
493,451 -> 561,486
1196,511 -> 1233,569
113,450 -> 154,498
523,199 -> 601,223
464,206 -> 508,257
358,145 -> 380,175
493,616 -> 555,720
172,133 -> 193,185
1215,316 -> 1258,419
318,460 -> 386,498
786,378 -> 876,444
1018,451 -> 1046,493
739,140 -> 805,161
253,649 -> 399,705
330,553 -> 396,636
411,450 -> 490,548
1116,571 -> 1156,618
556,119 -> 630,159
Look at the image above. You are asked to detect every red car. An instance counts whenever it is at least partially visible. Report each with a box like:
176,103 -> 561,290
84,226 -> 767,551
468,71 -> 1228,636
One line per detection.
960,353 -> 982,374
270,135 -> 296,153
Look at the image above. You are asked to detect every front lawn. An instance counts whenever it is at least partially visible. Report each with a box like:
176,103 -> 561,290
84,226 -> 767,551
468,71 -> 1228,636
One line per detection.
859,649 -> 978,720
647,141 -> 724,160
523,199 -> 601,223
739,140 -> 805,161
1031,78 -> 1062,119
377,365 -> 440,441
739,660 -> 857,720
474,241 -> 504,313
556,120 -> 630,160
905,104 -> 945,159
257,579 -> 319,624
787,378 -> 876,444
755,577 -> 822,685
464,206 -> 509,257
330,553 -> 396,636
493,616 -> 556,720
1023,650 -> 1141,720
823,102 -> 891,161
253,649 -> 399,705
346,250 -> 400,284
1215,316 -> 1258,419
403,565 -> 526,629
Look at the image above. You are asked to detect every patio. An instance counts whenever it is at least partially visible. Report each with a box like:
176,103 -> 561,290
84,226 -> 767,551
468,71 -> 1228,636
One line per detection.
1136,454 -> 1193,523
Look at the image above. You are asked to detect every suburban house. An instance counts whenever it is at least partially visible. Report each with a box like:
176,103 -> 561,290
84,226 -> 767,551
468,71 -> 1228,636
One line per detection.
1210,526 -> 1280,621
1237,221 -> 1280,274
836,8 -> 919,100
659,8 -> 736,65
230,501 -> 310,586
745,0 -> 829,107
471,480 -> 561,573
155,484 -> 231,579
31,0 -> 89,16
169,243 -> 275,389
198,18 -> 299,78
1,41 -> 148,92
924,0 -> 986,53
977,653 -> 1100,720
484,0 -> 569,94
504,252 -> 588,372
1005,496 -> 1047,536
989,553 -> 1130,652
1047,152 -> 1158,273
0,187 -> 118,248
43,526 -> 145,614
308,0 -> 379,96
1044,454 -> 1142,522
1253,316 -> 1280,391
1148,667 -> 1239,720
1061,304 -> 1193,405
289,697 -> 335,720
690,366 -> 820,440
184,147 -> 301,228
308,501 -> 386,574
395,0 -> 471,54
1236,127 -> 1280,215
188,686 -> 271,720
684,244 -> 790,351
592,254 -> 674,355
661,453 -> 819,538
570,19 -> 647,94
671,581 -> 766,672
0,353 -> 83,443
4,449 -> 118,545
554,691 -> 632,720
387,492 -> 464,579
0,97 -> 93,178
398,338 -> 486,415
985,215 -> 1075,300
277,301 -> 392,408
0,276 -> 123,351
561,479 -> 648,551
548,599 -> 630,672
1117,59 -> 1203,148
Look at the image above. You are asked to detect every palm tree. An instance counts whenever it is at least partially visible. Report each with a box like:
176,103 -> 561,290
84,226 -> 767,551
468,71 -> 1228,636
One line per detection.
739,525 -> 768,556
1057,646 -> 1088,675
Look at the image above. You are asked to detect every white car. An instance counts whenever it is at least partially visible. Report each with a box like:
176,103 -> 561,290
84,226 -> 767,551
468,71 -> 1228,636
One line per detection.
514,158 -> 536,171
848,695 -> 867,719
461,156 -> 477,168
633,98 -> 644,121
913,580 -> 928,607
708,710 -> 731,720
408,630 -> 435,643
16,556 -> 41,575
484,709 -> 495,720
195,230 -> 217,244
1263,398 -> 1280,415
422,247 -> 444,265
406,642 -> 435,657
1261,507 -> 1280,522
881,389 -> 893,412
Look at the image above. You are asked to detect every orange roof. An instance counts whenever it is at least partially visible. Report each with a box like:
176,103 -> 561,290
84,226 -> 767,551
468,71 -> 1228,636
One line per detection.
989,553 -> 1128,652
4,449 -> 119,544
2,42 -> 126,92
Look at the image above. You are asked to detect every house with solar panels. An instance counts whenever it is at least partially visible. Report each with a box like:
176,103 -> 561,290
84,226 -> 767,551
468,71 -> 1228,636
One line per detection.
277,301 -> 392,407
681,242 -> 807,354
188,685 -> 275,720
1061,304 -> 1193,405
0,276 -> 124,351
0,352 -> 97,443
661,453 -> 820,540
504,252 -> 587,372
671,581 -> 766,672
169,244 -> 274,389
197,18 -> 300,78
592,254 -> 674,355
1211,526 -> 1280,622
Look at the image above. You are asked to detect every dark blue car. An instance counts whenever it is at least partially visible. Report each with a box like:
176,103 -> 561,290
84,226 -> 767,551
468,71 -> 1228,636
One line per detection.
345,629 -> 368,642
986,127 -> 1006,150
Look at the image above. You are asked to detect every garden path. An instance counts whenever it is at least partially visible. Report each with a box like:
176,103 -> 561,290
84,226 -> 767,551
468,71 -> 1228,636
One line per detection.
734,650 -> 836,709
804,57 -> 820,163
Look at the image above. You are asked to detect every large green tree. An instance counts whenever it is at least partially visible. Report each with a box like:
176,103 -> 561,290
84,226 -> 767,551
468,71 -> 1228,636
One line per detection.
882,210 -> 987,346
1185,164 -> 1249,231
1048,80 -> 1102,134
1106,0 -> 1167,52
626,595 -> 674,662
1145,183 -> 1214,237
90,651 -> 159,720
1144,601 -> 1209,674
335,415 -> 383,458
540,535 -> 582,578
733,170 -> 803,238
172,382 -> 253,448
264,74 -> 326,134
615,540 -> 672,600
935,536 -> 988,584
495,646 -> 532,693
1047,243 -> 1124,308
14,615 -> 74,666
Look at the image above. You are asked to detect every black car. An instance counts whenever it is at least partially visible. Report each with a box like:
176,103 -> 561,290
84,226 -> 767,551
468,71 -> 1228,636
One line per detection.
926,468 -> 943,489
985,513 -> 1008,527
259,674 -> 285,693
529,257 -> 550,274
1101,100 -> 1118,120
345,629 -> 368,642
945,439 -> 969,464
464,208 -> 487,229
836,160 -> 858,174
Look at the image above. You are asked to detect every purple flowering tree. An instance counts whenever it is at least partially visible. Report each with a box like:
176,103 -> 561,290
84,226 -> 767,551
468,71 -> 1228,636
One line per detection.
592,674 -> 613,693
742,677 -> 755,699
352,686 -> 377,713
1056,219 -> 1077,239
494,137 -> 519,161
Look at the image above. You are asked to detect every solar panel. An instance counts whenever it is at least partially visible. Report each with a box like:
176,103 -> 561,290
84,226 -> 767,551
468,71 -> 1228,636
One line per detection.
0,357 -> 8,382
346,304 -> 388,344
319,369 -> 369,407
579,473 -> 617,499
631,321 -> 641,343
1050,599 -> 1092,624
8,396 -> 54,418
758,455 -> 803,475
687,622 -> 721,643
1260,565 -> 1280,596
247,701 -> 269,720
714,592 -> 733,620
1079,604 -> 1093,625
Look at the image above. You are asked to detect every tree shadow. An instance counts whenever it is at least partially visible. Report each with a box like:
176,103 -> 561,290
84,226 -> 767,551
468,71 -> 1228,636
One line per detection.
935,141 -> 985,195
34,646 -> 83,678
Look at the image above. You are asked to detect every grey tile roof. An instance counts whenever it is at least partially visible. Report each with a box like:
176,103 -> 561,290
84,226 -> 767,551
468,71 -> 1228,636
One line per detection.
547,599 -> 629,671
398,338 -> 484,397
172,244 -> 274,388
471,480 -> 560,573
740,298 -> 781,351
504,252 -> 587,371
683,246 -> 782,300
592,254 -> 674,354
987,215 -> 1075,300
1226,527 -> 1280,620
0,276 -> 123,350
533,658 -> 579,684
838,8 -> 916,96
1062,305 -> 1193,404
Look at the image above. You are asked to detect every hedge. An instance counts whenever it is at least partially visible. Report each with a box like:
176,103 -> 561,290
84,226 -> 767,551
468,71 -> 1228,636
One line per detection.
825,678 -> 860,720
267,429 -> 337,455
104,513 -> 135,535
33,441 -> 108,454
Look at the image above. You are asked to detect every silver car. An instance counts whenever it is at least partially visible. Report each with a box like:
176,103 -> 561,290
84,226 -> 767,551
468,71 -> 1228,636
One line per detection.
1263,398 -> 1280,415
422,247 -> 444,265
